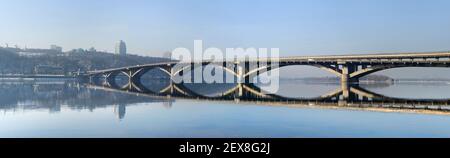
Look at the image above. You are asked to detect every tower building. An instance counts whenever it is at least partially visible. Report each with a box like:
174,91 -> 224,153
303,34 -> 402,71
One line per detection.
115,40 -> 126,55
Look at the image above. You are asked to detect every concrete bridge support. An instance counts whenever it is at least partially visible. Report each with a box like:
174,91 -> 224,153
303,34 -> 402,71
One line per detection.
122,68 -> 146,88
232,61 -> 252,84
103,72 -> 120,88
340,82 -> 359,101
340,64 -> 359,83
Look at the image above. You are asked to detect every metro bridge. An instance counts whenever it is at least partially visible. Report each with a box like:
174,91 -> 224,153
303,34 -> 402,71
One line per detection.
80,51 -> 450,86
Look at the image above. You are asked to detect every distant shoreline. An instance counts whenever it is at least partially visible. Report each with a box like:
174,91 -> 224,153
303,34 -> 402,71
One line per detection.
0,74 -> 74,79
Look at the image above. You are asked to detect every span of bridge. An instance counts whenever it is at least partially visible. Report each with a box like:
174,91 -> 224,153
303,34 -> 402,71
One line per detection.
80,51 -> 450,86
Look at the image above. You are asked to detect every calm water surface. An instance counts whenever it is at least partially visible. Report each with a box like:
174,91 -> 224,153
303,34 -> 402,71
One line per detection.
1,80 -> 450,138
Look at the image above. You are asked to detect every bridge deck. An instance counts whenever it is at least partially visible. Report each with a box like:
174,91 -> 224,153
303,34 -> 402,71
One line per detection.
282,51 -> 450,60
85,51 -> 450,74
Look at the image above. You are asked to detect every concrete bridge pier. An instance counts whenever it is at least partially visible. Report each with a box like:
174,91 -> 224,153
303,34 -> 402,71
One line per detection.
338,82 -> 359,106
235,61 -> 253,98
233,62 -> 244,97
341,82 -> 350,100
87,76 -> 96,84
123,68 -> 146,88
237,83 -> 244,98
234,60 -> 253,84
340,64 -> 359,83
103,72 -> 120,88
340,82 -> 358,101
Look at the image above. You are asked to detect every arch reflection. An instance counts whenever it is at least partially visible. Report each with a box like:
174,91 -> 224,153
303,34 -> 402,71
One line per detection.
87,79 -> 450,113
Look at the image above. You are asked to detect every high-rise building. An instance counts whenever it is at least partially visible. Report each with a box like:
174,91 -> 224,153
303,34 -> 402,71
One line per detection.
114,104 -> 126,120
115,40 -> 127,55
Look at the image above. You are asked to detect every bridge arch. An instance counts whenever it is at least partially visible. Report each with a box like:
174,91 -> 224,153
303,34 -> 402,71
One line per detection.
157,67 -> 172,76
243,63 -> 342,79
171,64 -> 238,78
349,64 -> 450,79
350,65 -> 401,79
129,66 -> 171,78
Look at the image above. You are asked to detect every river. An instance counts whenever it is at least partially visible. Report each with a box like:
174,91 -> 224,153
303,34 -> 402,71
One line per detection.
0,79 -> 450,138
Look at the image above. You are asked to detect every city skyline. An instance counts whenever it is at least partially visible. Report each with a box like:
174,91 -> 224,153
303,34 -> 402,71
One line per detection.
2,39 -> 450,79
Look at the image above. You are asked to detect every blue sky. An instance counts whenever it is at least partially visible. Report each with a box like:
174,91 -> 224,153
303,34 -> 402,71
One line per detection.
1,0 -> 449,56
1,0 -> 450,78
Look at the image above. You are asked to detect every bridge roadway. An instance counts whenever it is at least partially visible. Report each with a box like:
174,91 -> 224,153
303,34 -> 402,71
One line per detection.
81,51 -> 450,85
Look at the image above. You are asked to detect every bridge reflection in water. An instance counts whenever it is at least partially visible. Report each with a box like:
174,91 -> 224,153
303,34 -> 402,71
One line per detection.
86,78 -> 450,116
78,51 -> 450,119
